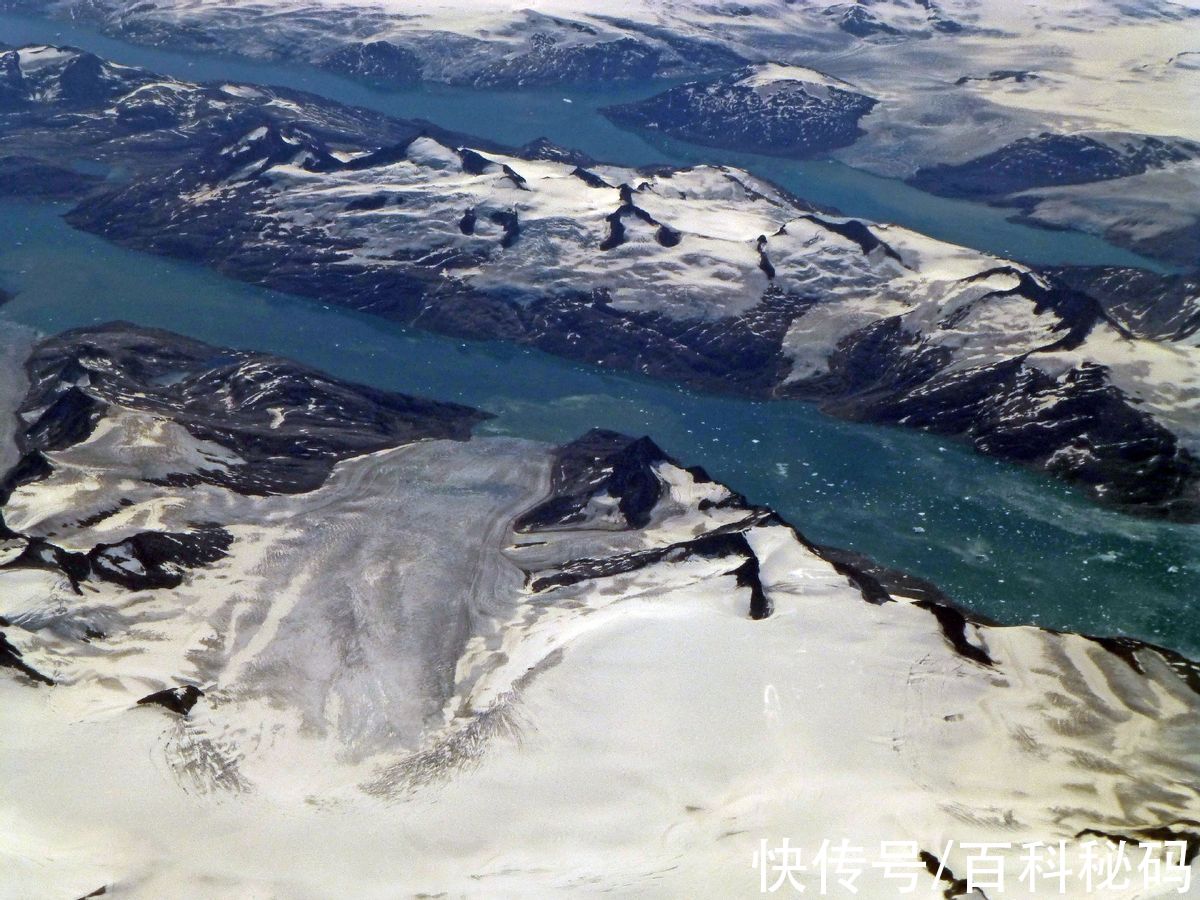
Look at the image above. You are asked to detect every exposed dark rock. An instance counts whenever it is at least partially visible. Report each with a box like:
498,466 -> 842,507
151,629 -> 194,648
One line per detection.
469,37 -> 660,88
344,192 -> 394,212
87,527 -> 234,591
0,50 -> 26,111
571,166 -> 611,189
837,6 -> 902,37
801,214 -> 901,261
756,236 -> 776,278
529,528 -> 773,620
919,851 -> 971,899
516,429 -> 669,532
137,684 -> 203,715
602,68 -> 878,158
0,524 -> 232,593
657,224 -> 682,247
517,138 -> 596,167
1044,266 -> 1200,341
1082,635 -> 1200,696
814,544 -> 956,606
915,599 -> 995,667
489,209 -> 521,248
0,630 -> 54,685
22,386 -> 108,455
18,323 -> 490,495
915,0 -> 965,34
0,450 -> 54,510
910,133 -> 1200,198
458,147 -> 494,176
320,40 -> 422,87
733,551 -> 771,620
59,51 -> 112,106
956,70 -> 1039,86
0,536 -> 90,590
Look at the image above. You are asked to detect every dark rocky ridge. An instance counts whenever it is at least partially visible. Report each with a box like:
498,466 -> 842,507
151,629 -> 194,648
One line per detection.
516,430 -> 673,532
0,625 -> 54,685
137,684 -> 203,715
910,133 -> 1200,198
836,6 -> 902,37
0,526 -> 234,594
954,69 -> 1038,86
17,323 -> 488,495
319,40 -> 422,87
1044,266 -> 1200,342
602,67 -> 878,158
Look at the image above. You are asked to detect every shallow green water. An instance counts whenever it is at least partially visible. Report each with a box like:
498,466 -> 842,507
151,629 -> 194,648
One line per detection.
0,11 -> 1172,272
1,202 -> 1196,654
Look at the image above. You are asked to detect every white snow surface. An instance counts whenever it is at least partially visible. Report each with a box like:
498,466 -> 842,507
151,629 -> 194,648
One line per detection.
0,399 -> 1198,897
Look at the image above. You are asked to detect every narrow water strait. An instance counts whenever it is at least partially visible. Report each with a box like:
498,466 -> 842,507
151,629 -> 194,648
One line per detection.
0,202 -> 1195,654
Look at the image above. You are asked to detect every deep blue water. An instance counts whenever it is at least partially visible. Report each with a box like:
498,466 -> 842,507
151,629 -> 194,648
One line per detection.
0,202 -> 1196,655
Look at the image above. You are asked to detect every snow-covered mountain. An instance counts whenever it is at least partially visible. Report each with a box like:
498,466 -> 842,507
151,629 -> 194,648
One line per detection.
11,0 -> 1199,263
2,322 -> 1198,898
1,44 -> 1197,519
602,64 -> 879,158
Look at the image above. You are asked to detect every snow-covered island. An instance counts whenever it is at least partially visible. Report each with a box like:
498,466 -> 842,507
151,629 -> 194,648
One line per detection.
1,322 -> 1198,897
601,64 -> 878,157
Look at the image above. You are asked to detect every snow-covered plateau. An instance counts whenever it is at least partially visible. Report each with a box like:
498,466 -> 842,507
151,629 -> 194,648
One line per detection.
1,322 -> 1198,899
1,44 -> 1197,519
5,0 -> 1200,261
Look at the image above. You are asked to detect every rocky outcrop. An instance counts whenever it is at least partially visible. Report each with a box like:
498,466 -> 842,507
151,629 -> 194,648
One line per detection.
602,64 -> 878,157
909,132 -> 1200,198
17,323 -> 488,495
319,40 -> 422,86
470,36 -> 661,88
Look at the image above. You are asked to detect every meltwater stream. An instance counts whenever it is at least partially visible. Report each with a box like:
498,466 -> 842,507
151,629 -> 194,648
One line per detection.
0,202 -> 1196,655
